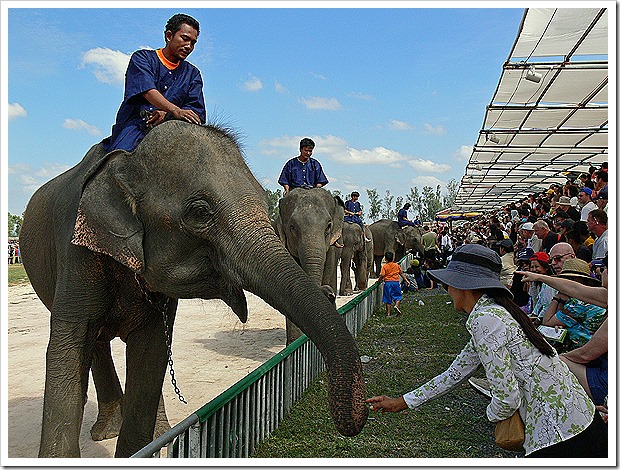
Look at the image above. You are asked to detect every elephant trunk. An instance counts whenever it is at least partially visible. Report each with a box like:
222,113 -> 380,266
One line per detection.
221,218 -> 368,436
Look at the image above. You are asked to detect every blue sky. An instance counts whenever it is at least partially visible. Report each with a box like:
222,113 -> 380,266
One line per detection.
4,2 -> 527,216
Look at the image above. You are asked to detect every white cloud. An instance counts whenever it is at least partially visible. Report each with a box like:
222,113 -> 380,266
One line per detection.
13,162 -> 71,195
81,47 -> 131,85
388,119 -> 412,131
243,76 -> 263,92
63,118 -> 101,136
260,135 -> 449,174
299,97 -> 342,111
411,175 -> 445,188
275,82 -> 288,94
407,159 -> 451,173
9,103 -> 27,120
453,145 -> 473,161
348,92 -> 375,101
423,123 -> 446,135
311,72 -> 327,80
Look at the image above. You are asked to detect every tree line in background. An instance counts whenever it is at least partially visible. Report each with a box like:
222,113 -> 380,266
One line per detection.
8,179 -> 459,237
8,212 -> 23,238
265,178 -> 460,224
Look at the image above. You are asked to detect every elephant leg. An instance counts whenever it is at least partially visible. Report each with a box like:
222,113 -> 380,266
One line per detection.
90,339 -> 124,441
339,254 -> 353,296
39,316 -> 100,457
285,317 -> 305,345
114,302 -> 176,457
153,393 -> 172,439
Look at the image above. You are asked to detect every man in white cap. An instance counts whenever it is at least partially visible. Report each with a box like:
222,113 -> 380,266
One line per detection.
518,222 -> 538,251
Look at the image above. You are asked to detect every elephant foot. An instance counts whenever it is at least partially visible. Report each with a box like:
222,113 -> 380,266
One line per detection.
90,400 -> 123,441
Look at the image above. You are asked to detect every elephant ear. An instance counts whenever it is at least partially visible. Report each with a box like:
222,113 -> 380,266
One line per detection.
395,229 -> 406,246
330,195 -> 345,246
71,149 -> 145,273
275,214 -> 288,249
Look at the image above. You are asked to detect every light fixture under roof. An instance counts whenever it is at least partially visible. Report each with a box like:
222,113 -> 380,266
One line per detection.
525,65 -> 542,83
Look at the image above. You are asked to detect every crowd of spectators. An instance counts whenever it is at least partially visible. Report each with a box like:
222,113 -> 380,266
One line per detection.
401,162 -> 609,431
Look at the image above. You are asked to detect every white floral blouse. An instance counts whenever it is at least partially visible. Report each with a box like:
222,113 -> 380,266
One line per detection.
402,294 -> 595,455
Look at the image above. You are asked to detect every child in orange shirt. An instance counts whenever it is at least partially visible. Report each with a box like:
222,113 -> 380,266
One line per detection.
379,251 -> 410,316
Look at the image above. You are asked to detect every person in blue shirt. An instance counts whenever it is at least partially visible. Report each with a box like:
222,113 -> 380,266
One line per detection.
278,138 -> 328,195
344,191 -> 371,243
397,203 -> 416,227
102,14 -> 206,152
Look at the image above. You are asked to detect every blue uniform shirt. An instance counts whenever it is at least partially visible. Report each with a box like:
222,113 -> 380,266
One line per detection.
278,157 -> 328,189
398,208 -> 414,227
344,200 -> 363,225
103,49 -> 206,152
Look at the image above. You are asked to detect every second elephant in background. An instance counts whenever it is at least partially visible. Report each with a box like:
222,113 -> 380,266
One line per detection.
339,222 -> 373,295
368,219 -> 424,277
276,187 -> 345,343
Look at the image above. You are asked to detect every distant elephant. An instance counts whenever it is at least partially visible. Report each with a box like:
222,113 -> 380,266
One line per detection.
275,187 -> 345,343
368,219 -> 424,277
20,121 -> 367,458
339,222 -> 373,295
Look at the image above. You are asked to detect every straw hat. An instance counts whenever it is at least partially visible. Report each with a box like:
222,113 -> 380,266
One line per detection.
557,196 -> 576,207
427,244 -> 512,297
557,258 -> 601,287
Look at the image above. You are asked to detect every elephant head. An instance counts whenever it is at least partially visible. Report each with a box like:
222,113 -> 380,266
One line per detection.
71,121 -> 367,438
275,187 -> 344,289
396,225 -> 424,258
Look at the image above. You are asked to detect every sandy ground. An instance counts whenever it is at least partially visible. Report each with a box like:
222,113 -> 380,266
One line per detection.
7,273 -> 371,459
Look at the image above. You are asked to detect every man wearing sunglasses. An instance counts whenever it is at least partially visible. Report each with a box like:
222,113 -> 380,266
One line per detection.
548,242 -> 576,274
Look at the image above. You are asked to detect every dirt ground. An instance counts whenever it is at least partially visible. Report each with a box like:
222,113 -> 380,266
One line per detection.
6,276 -> 369,459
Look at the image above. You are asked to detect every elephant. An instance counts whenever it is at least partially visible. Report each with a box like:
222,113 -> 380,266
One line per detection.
20,121 -> 367,458
275,187 -> 345,344
368,219 -> 424,277
339,222 -> 373,295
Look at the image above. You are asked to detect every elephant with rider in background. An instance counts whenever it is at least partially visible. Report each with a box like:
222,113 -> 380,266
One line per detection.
20,121 -> 368,458
368,219 -> 424,277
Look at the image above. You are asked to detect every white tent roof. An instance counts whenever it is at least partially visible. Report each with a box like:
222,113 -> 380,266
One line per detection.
454,8 -> 609,211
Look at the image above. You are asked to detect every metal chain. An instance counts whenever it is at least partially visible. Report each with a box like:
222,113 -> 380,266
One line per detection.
135,274 -> 187,404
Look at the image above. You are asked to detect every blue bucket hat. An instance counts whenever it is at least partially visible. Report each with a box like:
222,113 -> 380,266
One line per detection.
427,244 -> 513,298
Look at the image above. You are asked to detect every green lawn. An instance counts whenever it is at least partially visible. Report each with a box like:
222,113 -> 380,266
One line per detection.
253,289 -> 522,459
8,263 -> 29,286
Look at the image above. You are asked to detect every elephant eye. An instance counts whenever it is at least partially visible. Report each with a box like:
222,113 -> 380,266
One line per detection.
182,198 -> 215,233
325,221 -> 332,237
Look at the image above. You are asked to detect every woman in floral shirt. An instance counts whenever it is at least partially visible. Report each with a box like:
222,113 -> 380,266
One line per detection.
366,244 -> 606,458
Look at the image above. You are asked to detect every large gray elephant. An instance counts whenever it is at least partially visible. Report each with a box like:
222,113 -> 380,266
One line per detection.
368,219 -> 424,277
275,187 -> 344,343
20,121 -> 367,458
339,222 -> 373,295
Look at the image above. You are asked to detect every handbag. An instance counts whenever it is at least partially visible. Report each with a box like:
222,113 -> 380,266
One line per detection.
495,410 -> 525,452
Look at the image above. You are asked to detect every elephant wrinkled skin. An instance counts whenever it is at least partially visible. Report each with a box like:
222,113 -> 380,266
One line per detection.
20,122 -> 367,458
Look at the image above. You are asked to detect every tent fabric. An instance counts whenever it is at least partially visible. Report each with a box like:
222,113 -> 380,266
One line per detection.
454,8 -> 609,211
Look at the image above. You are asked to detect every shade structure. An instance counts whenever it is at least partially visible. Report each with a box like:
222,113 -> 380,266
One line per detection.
454,8 -> 610,211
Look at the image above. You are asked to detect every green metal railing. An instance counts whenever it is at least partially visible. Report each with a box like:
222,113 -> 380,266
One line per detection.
132,281 -> 382,458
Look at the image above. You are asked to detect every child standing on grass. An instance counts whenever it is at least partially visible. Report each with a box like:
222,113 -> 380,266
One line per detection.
379,251 -> 410,316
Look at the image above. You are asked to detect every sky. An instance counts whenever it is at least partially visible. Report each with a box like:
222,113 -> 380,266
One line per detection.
3,1 -> 530,217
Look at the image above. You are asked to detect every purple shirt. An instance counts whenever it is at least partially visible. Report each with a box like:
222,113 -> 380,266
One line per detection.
103,49 -> 206,152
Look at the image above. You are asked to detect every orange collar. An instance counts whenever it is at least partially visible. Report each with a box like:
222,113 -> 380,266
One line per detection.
156,49 -> 179,70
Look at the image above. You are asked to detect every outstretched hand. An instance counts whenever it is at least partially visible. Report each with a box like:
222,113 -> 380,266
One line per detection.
515,270 -> 543,283
366,395 -> 408,413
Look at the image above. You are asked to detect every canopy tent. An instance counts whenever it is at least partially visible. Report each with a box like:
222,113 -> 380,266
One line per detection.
454,8 -> 609,212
